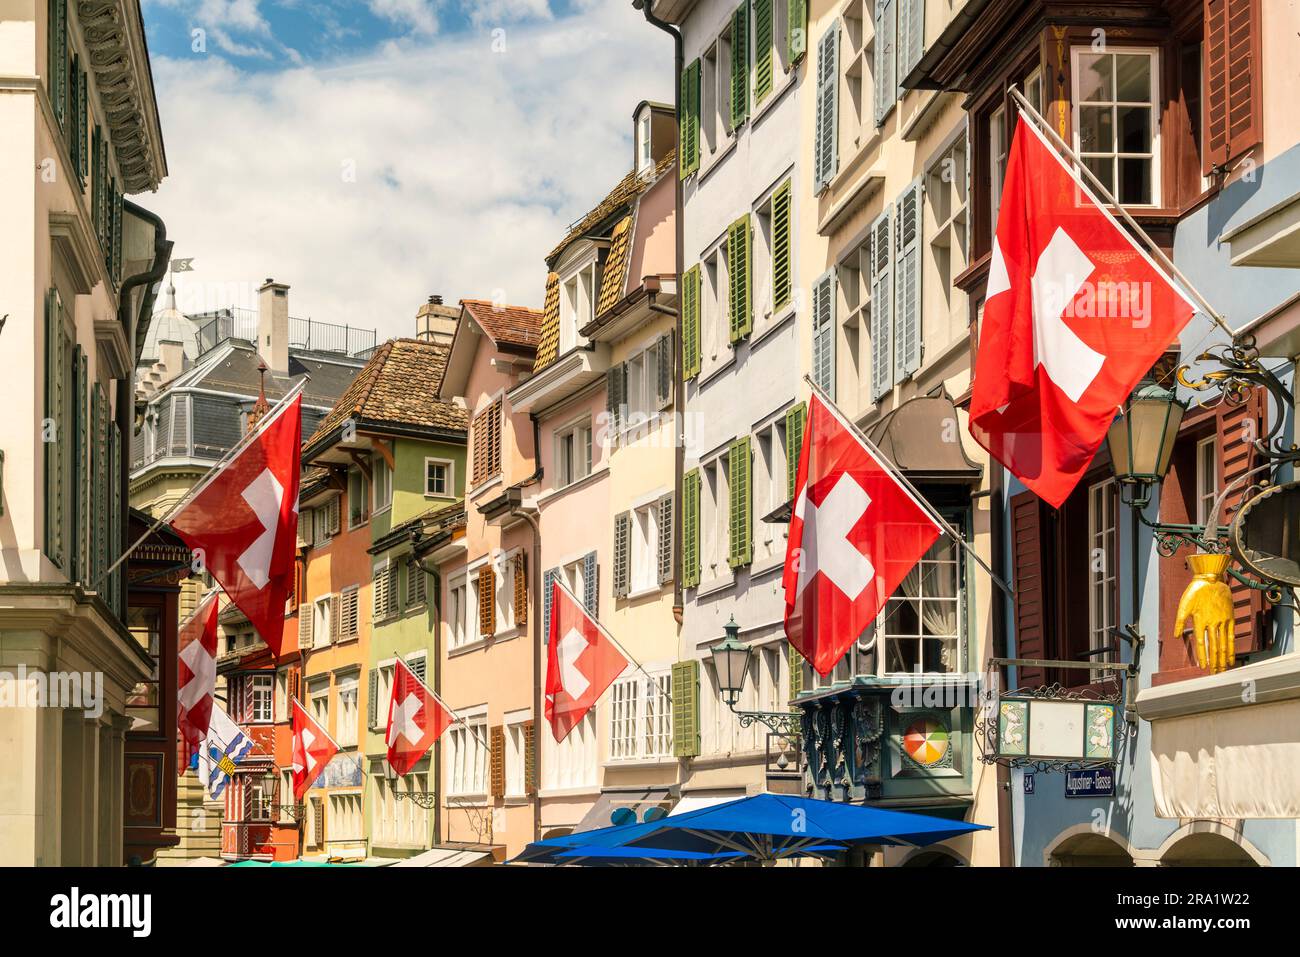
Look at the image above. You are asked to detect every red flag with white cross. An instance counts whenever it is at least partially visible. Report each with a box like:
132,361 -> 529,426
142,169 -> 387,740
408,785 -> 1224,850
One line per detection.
169,391 -> 302,656
545,579 -> 628,743
783,393 -> 944,676
385,658 -> 453,776
177,590 -> 219,774
291,697 -> 339,800
969,110 -> 1197,508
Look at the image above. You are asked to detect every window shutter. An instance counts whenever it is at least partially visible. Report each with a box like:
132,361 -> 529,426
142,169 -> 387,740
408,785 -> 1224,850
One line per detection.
542,568 -> 558,644
657,493 -> 674,585
730,2 -> 749,130
288,667 -> 300,706
754,0 -> 774,105
1217,389 -> 1269,656
514,551 -> 528,628
814,21 -> 840,191
606,361 -> 625,434
298,507 -> 311,548
329,593 -> 341,644
728,437 -> 753,568
680,58 -> 701,179
682,265 -> 702,380
478,565 -> 496,637
410,656 -> 426,683
788,642 -> 804,699
368,669 -> 379,729
74,60 -> 87,185
313,800 -> 324,843
44,289 -> 67,571
387,562 -> 400,620
772,180 -> 793,311
71,346 -> 86,581
811,269 -> 837,397
299,604 -> 313,648
655,334 -> 674,409
1010,490 -> 1048,689
894,179 -> 923,381
1203,0 -> 1262,174
489,726 -> 505,797
582,551 -> 598,613
328,496 -> 341,536
671,660 -> 700,757
728,213 -> 752,342
345,589 -> 360,638
242,674 -> 254,722
111,185 -> 123,283
406,559 -> 427,608
874,0 -> 897,127
870,209 -> 894,400
48,0 -> 67,128
788,0 -> 808,62
897,0 -> 925,92
613,512 -> 632,598
523,720 -> 537,794
683,469 -> 701,588
785,403 -> 807,501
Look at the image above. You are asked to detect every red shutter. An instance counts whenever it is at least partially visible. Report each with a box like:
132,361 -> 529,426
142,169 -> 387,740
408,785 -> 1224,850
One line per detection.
1010,490 -> 1048,689
1203,0 -> 1262,174
1217,390 -> 1269,656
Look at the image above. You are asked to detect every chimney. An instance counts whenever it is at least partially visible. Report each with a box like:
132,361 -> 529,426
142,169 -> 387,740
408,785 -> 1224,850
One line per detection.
257,277 -> 290,374
415,294 -> 459,348
157,339 -> 185,379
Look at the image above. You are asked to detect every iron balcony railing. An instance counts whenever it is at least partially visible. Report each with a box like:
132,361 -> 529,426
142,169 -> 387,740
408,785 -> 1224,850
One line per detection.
194,308 -> 377,359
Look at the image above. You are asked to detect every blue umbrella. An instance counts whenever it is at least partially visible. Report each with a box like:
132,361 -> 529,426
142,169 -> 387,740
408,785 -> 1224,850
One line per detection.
552,845 -> 748,866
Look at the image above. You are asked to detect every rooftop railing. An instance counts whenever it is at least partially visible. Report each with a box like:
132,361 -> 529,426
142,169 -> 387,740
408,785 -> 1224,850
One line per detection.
194,308 -> 377,359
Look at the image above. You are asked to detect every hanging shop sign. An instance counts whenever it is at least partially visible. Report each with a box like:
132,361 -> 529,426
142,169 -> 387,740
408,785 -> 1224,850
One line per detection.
995,697 -> 1117,767
1064,767 -> 1115,798
1230,479 -> 1300,588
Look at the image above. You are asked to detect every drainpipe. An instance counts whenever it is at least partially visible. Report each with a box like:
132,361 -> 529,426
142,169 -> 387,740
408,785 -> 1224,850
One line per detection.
989,459 -> 1014,868
635,0 -> 686,626
117,200 -> 172,616
513,413 -> 545,842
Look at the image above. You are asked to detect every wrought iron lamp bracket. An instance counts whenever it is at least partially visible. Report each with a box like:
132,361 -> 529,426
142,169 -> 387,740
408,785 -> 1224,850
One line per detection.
393,789 -> 439,810
727,703 -> 803,737
271,802 -> 307,822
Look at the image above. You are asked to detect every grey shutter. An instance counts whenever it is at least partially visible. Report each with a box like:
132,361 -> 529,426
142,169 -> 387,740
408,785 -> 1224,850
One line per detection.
813,21 -> 840,192
870,209 -> 894,401
327,496 -> 341,536
655,334 -> 673,409
171,394 -> 189,456
811,270 -> 837,396
368,669 -> 379,729
897,0 -> 924,93
606,361 -> 625,433
657,493 -> 674,585
387,562 -> 400,619
542,568 -> 558,645
410,656 -> 426,684
582,551 -> 598,614
894,178 -> 923,380
613,512 -> 631,598
874,0 -> 896,127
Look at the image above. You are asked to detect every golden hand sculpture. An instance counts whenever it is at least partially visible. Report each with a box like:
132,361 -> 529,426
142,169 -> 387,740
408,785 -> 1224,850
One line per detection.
1172,554 -> 1236,674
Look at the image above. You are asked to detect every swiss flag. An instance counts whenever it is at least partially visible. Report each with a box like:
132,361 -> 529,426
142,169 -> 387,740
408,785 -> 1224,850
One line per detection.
969,111 -> 1197,508
291,697 -> 339,800
545,580 -> 628,743
176,591 -> 219,773
783,394 -> 944,676
170,393 -> 302,655
385,658 -> 453,776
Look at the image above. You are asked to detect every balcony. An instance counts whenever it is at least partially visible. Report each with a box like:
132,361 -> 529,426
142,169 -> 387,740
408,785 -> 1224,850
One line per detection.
194,308 -> 377,359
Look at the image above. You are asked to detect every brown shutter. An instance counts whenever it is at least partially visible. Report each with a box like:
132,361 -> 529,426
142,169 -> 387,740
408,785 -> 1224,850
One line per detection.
472,407 -> 488,485
329,593 -> 341,643
314,799 -> 324,845
479,565 -> 496,637
1203,0 -> 1262,174
1218,390 -> 1269,655
489,725 -> 505,797
514,552 -> 528,627
287,667 -> 300,706
522,720 -> 537,795
1010,490 -> 1048,689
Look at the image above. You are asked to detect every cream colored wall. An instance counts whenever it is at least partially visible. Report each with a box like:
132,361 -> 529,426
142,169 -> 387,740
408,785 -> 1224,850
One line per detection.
1260,0 -> 1300,164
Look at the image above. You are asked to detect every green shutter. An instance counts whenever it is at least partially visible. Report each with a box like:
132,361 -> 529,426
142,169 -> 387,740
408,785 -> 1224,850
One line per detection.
71,346 -> 87,581
785,402 -> 806,501
788,642 -> 804,699
75,60 -> 87,186
672,659 -> 700,757
788,0 -> 808,61
109,422 -> 122,619
679,59 -> 701,179
682,264 -> 701,380
729,3 -> 749,129
727,213 -> 752,342
43,289 -> 66,571
772,180 -> 792,311
683,468 -> 701,588
48,0 -> 67,130
91,386 -> 109,586
111,185 -> 123,283
728,436 -> 752,568
754,0 -> 774,105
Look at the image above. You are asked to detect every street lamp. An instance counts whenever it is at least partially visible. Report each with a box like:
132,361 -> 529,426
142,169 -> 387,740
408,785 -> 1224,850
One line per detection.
708,616 -> 800,736
1105,379 -> 1186,509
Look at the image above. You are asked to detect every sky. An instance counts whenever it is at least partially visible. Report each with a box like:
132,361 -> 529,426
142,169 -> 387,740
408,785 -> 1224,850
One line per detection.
140,0 -> 673,342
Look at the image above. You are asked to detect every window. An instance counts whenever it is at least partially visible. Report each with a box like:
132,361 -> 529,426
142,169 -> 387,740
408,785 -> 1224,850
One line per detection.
752,419 -> 792,564
615,495 -> 673,597
327,791 -> 363,843
505,720 -> 528,797
373,560 -> 399,623
611,336 -> 672,435
542,710 -> 597,791
925,134 -> 969,339
555,417 -> 592,488
312,596 -> 331,649
608,674 -> 673,761
372,662 -> 395,730
336,674 -> 359,748
1195,436 -> 1217,527
471,398 -> 503,485
1073,48 -> 1159,205
701,241 -> 729,374
637,108 -> 653,173
347,467 -> 368,527
338,586 -> 360,640
373,771 -> 427,846
308,676 -> 329,729
494,552 -> 521,633
406,558 -> 427,609
702,645 -> 787,755
988,104 -> 1007,237
274,668 -> 289,723
250,673 -> 273,723
247,774 -> 274,823
373,454 -> 393,512
878,535 -> 961,674
560,259 -> 600,354
424,457 -> 453,497
448,717 -> 489,798
1088,479 -> 1119,675
279,769 -> 295,821
702,453 -> 730,582
755,179 -> 794,324
448,576 -> 471,649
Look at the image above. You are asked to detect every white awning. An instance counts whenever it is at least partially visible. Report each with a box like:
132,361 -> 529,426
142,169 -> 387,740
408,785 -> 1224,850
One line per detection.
389,847 -> 492,867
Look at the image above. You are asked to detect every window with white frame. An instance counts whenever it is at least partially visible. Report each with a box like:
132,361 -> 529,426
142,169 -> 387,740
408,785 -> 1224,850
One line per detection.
447,717 -> 488,798
248,774 -> 274,822
542,710 -> 597,791
347,467 -> 367,528
1196,436 -> 1217,528
274,668 -> 288,723
560,257 -> 600,354
837,237 -> 872,410
373,454 -> 393,512
505,720 -> 528,798
752,420 -> 790,565
701,241 -> 728,374
373,771 -> 426,847
327,791 -> 363,843
373,662 -> 395,730
700,26 -> 734,163
988,104 -> 1008,237
555,417 -> 592,488
608,673 -> 673,761
561,555 -> 589,605
1088,478 -> 1119,675
308,676 -> 329,728
495,551 -> 520,632
336,674 -> 359,748
279,769 -> 295,822
425,457 -> 453,498
878,533 -> 962,674
629,502 -> 659,595
621,338 -> 669,428
1073,48 -> 1159,206
249,673 -> 273,723
447,576 -> 471,650
925,134 -> 969,338
754,178 -> 794,328
313,595 -> 331,649
701,646 -> 786,756
637,107 -> 654,174
701,452 -> 730,581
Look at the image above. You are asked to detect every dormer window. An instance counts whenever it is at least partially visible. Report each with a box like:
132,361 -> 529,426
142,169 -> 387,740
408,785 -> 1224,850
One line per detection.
637,107 -> 653,174
558,244 -> 602,355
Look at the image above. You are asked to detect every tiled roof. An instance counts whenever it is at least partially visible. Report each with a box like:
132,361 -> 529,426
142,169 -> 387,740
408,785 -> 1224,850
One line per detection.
546,152 -> 675,263
596,216 -> 634,318
305,338 -> 467,450
532,273 -> 562,372
461,300 -> 544,351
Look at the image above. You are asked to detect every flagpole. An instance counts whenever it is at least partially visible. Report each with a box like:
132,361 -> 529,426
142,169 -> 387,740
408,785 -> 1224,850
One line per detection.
801,374 -> 1015,601
1006,86 -> 1234,340
91,376 -> 310,590
397,659 -> 494,752
551,577 -> 670,702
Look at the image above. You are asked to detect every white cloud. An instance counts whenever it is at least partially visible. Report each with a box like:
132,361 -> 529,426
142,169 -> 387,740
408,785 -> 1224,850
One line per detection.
463,0 -> 553,27
146,3 -> 673,342
367,0 -> 440,36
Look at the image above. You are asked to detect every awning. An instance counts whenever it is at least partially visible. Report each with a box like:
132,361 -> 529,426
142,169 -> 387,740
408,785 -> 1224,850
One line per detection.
667,794 -> 743,817
389,846 -> 493,868
864,394 -> 982,483
573,788 -> 674,833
